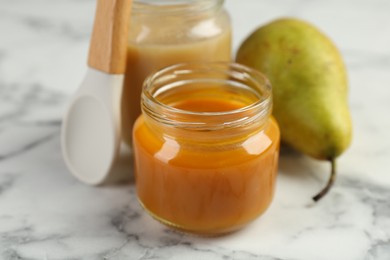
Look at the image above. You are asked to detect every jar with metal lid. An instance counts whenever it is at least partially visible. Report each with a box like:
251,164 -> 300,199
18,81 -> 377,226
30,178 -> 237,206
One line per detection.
121,0 -> 232,147
133,62 -> 280,234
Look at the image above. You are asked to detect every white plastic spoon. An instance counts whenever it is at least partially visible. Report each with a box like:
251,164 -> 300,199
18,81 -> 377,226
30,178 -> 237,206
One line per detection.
62,0 -> 132,185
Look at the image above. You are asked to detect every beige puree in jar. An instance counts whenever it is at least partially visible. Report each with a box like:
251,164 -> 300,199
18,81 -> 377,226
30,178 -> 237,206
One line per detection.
121,0 -> 232,146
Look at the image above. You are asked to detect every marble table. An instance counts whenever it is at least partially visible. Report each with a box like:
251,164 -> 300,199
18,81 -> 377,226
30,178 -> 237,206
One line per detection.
1,0 -> 390,259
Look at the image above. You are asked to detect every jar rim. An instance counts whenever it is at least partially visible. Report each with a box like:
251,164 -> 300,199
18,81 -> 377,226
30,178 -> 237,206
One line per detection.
132,0 -> 224,15
141,62 -> 272,130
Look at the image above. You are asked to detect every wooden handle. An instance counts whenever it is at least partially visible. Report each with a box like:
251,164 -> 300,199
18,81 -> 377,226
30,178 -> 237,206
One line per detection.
88,0 -> 132,74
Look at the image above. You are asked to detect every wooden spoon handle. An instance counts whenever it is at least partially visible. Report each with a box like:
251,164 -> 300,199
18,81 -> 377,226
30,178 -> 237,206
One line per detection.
88,0 -> 132,74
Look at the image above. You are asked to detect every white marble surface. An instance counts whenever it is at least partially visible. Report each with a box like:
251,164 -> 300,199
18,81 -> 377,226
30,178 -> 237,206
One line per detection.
1,0 -> 390,259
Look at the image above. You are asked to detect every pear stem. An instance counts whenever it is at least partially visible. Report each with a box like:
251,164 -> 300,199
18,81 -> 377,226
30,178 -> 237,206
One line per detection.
312,159 -> 336,202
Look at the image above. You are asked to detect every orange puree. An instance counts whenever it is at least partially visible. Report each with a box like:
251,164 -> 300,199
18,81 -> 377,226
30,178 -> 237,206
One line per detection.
173,97 -> 244,112
133,97 -> 280,234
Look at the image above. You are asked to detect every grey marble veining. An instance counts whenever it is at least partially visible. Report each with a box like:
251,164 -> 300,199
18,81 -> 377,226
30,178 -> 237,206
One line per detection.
1,0 -> 390,259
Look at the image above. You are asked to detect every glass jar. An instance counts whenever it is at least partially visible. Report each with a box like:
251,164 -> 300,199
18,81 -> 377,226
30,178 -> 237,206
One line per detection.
121,0 -> 232,147
133,62 -> 280,234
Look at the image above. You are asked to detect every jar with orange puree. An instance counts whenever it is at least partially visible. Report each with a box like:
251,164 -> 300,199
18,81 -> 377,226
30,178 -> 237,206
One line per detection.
133,62 -> 280,234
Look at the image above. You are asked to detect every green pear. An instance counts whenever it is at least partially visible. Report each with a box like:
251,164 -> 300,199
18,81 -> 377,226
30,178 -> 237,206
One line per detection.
236,18 -> 352,201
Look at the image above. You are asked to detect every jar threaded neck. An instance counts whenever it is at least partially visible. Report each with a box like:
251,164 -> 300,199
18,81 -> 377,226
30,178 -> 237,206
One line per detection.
141,62 -> 273,132
132,0 -> 224,15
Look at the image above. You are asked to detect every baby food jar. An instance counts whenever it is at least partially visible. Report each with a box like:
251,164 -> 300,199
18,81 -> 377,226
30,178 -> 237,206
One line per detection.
133,62 -> 280,234
121,0 -> 232,147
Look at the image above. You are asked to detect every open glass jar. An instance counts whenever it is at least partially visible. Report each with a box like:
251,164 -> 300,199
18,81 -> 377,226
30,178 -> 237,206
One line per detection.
121,0 -> 232,147
133,62 -> 280,234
